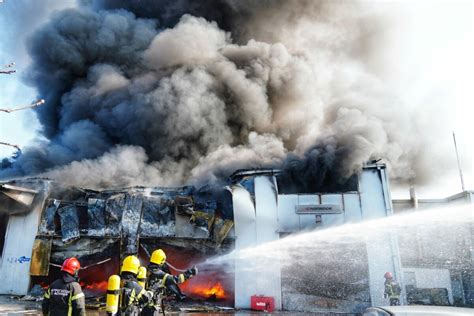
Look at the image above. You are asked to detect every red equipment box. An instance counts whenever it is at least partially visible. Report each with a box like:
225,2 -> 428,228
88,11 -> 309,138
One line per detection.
251,295 -> 275,312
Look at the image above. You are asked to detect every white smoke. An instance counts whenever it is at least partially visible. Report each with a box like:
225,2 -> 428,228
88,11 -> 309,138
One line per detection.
1,1 -> 454,189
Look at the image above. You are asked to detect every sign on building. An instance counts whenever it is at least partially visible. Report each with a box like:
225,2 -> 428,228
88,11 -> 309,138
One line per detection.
295,204 -> 342,214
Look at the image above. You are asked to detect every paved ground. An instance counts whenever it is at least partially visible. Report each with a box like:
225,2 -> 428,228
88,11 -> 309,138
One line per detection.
0,295 -> 357,315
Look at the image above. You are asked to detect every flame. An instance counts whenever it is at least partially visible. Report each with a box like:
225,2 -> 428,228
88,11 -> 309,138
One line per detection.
187,282 -> 227,300
80,280 -> 108,292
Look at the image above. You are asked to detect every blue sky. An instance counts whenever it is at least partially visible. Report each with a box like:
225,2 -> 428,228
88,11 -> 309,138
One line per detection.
0,0 -> 472,198
0,0 -> 77,154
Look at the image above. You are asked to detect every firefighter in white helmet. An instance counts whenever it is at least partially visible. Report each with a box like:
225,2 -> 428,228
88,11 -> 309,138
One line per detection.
141,249 -> 198,316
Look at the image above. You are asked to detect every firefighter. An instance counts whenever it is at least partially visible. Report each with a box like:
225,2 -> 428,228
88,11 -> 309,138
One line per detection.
119,255 -> 154,316
384,272 -> 401,306
42,257 -> 86,316
141,249 -> 198,316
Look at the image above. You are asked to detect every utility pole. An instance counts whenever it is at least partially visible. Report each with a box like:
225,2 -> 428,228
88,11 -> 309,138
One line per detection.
452,131 -> 465,192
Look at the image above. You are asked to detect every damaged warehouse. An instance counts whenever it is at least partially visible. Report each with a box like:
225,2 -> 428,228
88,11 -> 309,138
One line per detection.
1,0 -> 473,313
0,162 -> 397,313
0,179 -> 235,304
1,162 -> 471,313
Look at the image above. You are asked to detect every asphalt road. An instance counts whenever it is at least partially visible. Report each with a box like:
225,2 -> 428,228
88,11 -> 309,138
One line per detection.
0,295 -> 358,315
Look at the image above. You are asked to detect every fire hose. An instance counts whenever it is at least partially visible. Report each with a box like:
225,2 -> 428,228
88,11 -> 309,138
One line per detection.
49,258 -> 111,269
139,244 -> 205,273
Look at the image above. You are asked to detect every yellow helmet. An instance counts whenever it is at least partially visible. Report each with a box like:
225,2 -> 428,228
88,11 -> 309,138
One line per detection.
121,255 -> 140,275
150,249 -> 166,265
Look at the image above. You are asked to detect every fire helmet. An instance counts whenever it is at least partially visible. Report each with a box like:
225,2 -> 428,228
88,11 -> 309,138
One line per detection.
384,272 -> 393,279
121,255 -> 140,275
150,249 -> 167,265
61,257 -> 81,276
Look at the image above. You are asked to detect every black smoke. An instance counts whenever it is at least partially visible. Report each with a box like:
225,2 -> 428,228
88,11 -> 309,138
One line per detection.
1,1 -> 427,189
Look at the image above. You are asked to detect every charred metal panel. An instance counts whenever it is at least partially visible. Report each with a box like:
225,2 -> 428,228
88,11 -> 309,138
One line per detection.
30,238 -> 52,276
217,188 -> 234,220
51,238 -> 118,262
105,194 -> 125,236
87,198 -> 106,236
176,189 -> 217,239
212,218 -> 234,245
175,207 -> 214,238
120,194 -> 143,256
175,214 -> 209,239
58,205 -> 80,244
175,195 -> 194,215
38,199 -> 59,236
140,197 -> 175,237
175,193 -> 214,239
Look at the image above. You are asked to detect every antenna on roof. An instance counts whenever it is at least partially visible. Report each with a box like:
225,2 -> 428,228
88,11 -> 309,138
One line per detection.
0,141 -> 21,151
0,62 -> 16,74
0,99 -> 45,113
452,131 -> 465,192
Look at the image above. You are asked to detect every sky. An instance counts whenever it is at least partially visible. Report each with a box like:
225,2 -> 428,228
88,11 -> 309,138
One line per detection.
0,0 -> 473,198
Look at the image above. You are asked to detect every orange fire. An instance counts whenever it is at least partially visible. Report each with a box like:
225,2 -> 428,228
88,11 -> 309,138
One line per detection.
80,280 -> 108,292
186,282 -> 227,300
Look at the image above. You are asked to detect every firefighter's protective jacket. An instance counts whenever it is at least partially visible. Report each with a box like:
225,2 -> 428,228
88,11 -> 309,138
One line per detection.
141,263 -> 192,316
42,273 -> 86,316
120,273 -> 153,316
384,279 -> 401,299
146,262 -> 193,290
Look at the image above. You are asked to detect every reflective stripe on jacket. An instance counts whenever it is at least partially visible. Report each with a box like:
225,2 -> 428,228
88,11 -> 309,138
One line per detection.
42,273 -> 86,316
119,274 -> 153,316
385,280 -> 401,299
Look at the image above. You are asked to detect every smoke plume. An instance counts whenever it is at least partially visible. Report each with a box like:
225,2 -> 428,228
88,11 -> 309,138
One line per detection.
0,0 -> 432,189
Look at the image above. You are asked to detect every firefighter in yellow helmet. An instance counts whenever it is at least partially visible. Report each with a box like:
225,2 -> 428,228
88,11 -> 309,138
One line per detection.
141,249 -> 198,316
119,255 -> 153,316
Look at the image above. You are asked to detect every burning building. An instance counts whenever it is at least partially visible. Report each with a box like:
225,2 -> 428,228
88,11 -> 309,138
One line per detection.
0,2 -> 472,312
0,161 -> 410,313
0,178 -> 235,304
